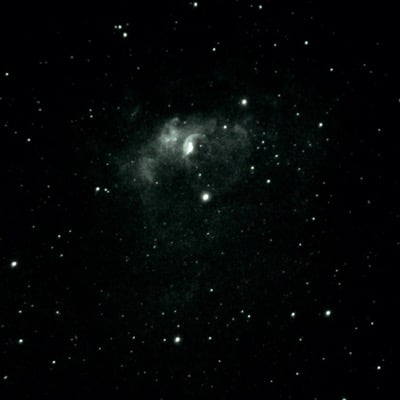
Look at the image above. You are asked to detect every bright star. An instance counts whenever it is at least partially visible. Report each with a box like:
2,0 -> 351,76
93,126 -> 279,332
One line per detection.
201,192 -> 211,202
174,336 -> 182,344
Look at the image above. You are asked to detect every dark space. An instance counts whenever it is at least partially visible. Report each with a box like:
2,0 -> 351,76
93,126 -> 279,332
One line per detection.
0,3 -> 398,399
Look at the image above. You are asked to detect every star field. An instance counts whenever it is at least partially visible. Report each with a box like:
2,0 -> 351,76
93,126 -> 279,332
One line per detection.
0,4 -> 398,399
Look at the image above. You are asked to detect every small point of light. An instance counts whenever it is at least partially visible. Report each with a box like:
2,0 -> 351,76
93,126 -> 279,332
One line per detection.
174,336 -> 182,344
201,192 -> 211,202
122,32 -> 128,38
304,40 -> 309,46
10,260 -> 18,268
324,309 -> 332,317
95,186 -> 100,192
193,1 -> 198,7
291,312 -> 296,318
241,98 -> 248,106
266,179 -> 271,184
318,122 -> 324,128
18,338 -> 24,344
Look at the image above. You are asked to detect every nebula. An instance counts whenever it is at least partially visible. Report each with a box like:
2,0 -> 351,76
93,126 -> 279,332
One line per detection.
134,115 -> 251,198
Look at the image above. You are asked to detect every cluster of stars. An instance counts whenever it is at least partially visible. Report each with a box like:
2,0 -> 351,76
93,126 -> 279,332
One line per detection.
0,5 -> 392,399
114,23 -> 128,38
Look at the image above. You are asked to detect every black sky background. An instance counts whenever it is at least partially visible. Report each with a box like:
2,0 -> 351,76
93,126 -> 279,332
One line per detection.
1,3 -> 398,399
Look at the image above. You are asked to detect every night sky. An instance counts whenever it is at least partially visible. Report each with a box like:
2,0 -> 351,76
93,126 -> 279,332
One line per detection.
1,3 -> 398,399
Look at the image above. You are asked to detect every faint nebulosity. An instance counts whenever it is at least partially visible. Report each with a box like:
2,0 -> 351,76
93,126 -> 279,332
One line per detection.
0,4 -> 397,399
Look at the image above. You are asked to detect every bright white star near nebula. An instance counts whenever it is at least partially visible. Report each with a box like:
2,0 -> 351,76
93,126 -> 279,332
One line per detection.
201,192 -> 211,202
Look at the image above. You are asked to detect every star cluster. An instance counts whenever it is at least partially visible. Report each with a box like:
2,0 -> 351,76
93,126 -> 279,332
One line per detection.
0,5 -> 397,399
